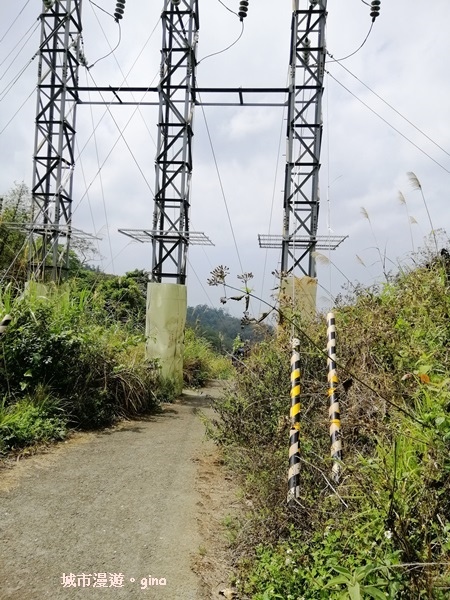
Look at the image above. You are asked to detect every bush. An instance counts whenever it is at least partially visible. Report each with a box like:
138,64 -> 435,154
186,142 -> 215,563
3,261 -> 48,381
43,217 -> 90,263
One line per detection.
210,261 -> 450,598
0,282 -> 165,438
183,327 -> 232,387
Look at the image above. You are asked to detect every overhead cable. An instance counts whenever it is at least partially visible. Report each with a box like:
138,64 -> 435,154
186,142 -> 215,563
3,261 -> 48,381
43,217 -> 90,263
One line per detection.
87,0 -> 122,70
87,2 -> 157,148
0,88 -> 35,135
196,87 -> 244,274
0,0 -> 32,46
0,19 -> 38,72
331,59 -> 450,161
71,68 -> 156,220
86,71 -> 115,273
217,0 -> 238,17
327,71 -> 450,175
327,22 -> 373,63
197,20 -> 244,65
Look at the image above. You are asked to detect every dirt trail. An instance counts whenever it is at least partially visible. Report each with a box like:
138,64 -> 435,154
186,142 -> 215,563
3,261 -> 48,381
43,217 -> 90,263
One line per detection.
0,385 -> 234,600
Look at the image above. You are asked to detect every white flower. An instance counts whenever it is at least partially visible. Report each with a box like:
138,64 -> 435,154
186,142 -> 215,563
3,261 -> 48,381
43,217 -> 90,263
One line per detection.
384,530 -> 393,539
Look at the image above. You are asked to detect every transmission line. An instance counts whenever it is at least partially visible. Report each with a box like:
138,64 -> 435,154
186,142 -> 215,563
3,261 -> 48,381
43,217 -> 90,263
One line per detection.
0,1 -> 33,46
327,72 -> 450,175
327,22 -> 374,63
330,58 -> 450,161
197,91 -> 244,275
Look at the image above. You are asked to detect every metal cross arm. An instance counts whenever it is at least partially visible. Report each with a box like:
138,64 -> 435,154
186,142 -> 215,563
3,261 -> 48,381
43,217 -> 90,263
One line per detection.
69,85 -> 313,107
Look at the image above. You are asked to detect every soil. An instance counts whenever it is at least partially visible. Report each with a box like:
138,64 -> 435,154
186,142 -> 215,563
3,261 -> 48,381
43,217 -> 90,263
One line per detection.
0,383 -> 238,600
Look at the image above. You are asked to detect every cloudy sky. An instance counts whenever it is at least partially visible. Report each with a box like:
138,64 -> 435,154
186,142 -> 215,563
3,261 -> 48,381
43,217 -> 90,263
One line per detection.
1,0 -> 450,318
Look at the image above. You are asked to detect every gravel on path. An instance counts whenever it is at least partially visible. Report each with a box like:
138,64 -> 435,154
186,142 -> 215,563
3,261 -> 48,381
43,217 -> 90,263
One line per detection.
0,386 -> 226,600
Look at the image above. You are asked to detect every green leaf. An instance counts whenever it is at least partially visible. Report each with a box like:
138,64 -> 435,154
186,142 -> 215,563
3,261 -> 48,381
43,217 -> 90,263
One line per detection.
324,576 -> 350,588
364,585 -> 388,599
348,582 -> 362,600
332,565 -> 352,577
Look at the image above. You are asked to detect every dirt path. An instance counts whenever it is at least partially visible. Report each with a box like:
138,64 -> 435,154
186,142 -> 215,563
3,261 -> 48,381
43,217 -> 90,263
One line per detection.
0,385 -> 235,600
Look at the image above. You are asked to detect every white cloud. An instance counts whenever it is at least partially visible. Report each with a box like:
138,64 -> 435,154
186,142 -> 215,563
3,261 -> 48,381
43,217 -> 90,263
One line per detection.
1,0 -> 450,317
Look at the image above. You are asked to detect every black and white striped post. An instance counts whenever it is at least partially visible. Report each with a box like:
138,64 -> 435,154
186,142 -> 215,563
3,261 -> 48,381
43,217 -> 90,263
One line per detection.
326,312 -> 342,483
0,314 -> 12,337
288,337 -> 301,504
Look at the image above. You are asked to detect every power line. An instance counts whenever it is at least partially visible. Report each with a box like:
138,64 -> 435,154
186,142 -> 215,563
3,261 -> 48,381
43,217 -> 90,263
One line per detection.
327,71 -> 450,175
86,72 -> 115,273
0,88 -> 35,135
87,0 -> 122,70
327,22 -> 374,63
86,70 -> 154,193
0,56 -> 36,102
196,88 -> 244,275
73,18 -> 161,164
187,258 -> 216,308
197,20 -> 244,65
87,2 -> 157,148
216,0 -> 239,18
258,71 -> 288,315
89,0 -> 115,20
330,59 -> 450,161
0,0 -> 32,46
0,19 -> 38,76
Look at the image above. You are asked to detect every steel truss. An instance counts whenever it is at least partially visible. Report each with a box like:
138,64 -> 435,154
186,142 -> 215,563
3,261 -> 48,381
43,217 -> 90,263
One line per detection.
30,0 -> 339,285
281,0 -> 328,278
30,0 -> 83,281
152,0 -> 199,284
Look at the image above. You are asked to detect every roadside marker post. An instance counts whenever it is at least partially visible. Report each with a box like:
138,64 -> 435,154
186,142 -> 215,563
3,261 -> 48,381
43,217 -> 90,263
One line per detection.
0,314 -> 12,337
287,337 -> 301,504
326,312 -> 343,483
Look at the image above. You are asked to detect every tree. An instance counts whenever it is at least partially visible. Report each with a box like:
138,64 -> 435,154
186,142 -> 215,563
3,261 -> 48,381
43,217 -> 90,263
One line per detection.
0,182 -> 31,281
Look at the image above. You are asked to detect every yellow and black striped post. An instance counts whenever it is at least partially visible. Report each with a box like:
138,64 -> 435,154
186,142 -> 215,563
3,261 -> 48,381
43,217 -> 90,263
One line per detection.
0,314 -> 12,337
288,337 -> 301,504
327,312 -> 342,483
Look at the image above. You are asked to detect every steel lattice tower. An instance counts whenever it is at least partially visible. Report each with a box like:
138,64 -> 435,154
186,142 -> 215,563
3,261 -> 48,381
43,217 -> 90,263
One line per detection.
151,0 -> 199,284
281,0 -> 327,277
30,0 -> 83,281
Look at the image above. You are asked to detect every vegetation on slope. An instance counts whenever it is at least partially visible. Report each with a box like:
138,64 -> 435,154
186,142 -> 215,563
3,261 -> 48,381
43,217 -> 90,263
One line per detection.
186,304 -> 271,352
210,258 -> 450,598
0,282 -> 165,453
0,181 -> 235,455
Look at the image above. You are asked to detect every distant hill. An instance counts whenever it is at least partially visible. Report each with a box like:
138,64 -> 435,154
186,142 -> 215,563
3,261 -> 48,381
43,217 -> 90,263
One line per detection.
186,304 -> 272,353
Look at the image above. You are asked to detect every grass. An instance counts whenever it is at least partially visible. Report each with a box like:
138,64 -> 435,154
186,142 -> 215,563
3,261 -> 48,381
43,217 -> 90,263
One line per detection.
183,327 -> 233,387
0,281 -> 170,453
209,255 -> 450,599
0,387 -> 67,454
0,281 -> 233,455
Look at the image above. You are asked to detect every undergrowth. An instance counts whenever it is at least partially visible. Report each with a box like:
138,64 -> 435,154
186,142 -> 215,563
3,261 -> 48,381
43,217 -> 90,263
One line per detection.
0,282 -> 170,453
0,280 -> 232,455
210,259 -> 450,598
183,327 -> 233,387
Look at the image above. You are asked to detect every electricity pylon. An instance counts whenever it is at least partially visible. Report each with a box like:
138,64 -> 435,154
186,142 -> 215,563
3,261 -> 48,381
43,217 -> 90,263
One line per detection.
258,0 -> 346,278
30,0 -> 84,281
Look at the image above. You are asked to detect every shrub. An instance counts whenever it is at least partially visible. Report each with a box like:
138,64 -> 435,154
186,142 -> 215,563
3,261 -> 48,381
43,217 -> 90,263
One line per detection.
0,282 -> 164,439
183,327 -> 232,387
210,261 -> 450,598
